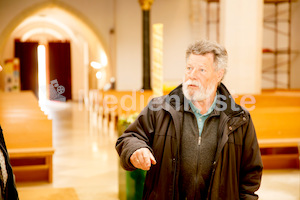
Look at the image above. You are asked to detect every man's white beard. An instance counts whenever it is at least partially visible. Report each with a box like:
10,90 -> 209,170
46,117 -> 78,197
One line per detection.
182,78 -> 215,101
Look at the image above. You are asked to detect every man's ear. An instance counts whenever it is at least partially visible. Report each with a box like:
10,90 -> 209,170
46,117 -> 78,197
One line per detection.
216,69 -> 224,82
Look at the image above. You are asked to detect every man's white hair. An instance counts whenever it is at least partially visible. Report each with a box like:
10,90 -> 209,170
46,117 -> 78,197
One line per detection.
186,40 -> 228,79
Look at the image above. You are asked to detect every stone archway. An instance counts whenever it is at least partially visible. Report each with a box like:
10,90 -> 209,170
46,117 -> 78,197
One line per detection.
0,1 -> 111,100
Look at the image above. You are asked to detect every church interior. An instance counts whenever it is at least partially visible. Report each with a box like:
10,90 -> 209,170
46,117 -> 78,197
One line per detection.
0,0 -> 300,199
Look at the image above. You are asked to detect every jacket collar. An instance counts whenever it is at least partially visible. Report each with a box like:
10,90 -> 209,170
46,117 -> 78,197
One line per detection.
217,83 -> 243,117
166,84 -> 185,110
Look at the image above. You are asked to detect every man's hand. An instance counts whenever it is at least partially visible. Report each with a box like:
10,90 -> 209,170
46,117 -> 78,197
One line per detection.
130,148 -> 157,170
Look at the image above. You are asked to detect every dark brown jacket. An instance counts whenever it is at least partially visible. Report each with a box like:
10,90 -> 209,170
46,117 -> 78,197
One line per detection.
116,83 -> 263,200
0,126 -> 19,200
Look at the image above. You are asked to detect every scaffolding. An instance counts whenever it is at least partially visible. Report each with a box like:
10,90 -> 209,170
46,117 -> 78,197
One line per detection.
205,0 -> 220,42
262,0 -> 296,89
204,0 -> 297,89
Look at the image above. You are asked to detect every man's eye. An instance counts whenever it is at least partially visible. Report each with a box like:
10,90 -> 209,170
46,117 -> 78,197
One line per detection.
200,69 -> 205,72
187,67 -> 192,70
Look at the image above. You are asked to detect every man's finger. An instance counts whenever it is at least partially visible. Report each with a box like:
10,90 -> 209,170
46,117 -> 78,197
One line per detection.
135,158 -> 141,168
137,153 -> 145,166
142,152 -> 151,168
130,148 -> 155,170
130,153 -> 141,168
149,153 -> 156,165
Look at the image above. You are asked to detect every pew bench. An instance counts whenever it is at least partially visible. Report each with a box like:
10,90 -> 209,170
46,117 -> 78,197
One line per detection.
8,148 -> 55,182
248,91 -> 300,169
0,91 -> 54,182
259,140 -> 300,169
1,117 -> 54,182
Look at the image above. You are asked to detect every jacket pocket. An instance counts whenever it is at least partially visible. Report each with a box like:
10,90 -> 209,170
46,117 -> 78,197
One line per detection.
227,130 -> 243,146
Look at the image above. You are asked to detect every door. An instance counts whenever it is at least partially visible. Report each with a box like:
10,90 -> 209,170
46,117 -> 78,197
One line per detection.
14,40 -> 39,97
48,41 -> 72,100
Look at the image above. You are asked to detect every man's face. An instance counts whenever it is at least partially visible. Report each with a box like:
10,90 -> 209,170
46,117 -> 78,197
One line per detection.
183,53 -> 223,101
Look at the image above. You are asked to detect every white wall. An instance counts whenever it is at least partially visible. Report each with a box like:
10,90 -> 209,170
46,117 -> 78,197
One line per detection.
115,0 -> 194,91
152,0 -> 192,86
115,0 -> 142,91
220,0 -> 263,94
1,0 -> 299,95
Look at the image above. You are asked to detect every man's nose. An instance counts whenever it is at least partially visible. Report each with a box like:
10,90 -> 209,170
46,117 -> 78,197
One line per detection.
187,71 -> 198,80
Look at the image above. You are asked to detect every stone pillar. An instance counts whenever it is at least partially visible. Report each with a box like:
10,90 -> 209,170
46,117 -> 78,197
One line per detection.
139,0 -> 154,90
220,0 -> 263,94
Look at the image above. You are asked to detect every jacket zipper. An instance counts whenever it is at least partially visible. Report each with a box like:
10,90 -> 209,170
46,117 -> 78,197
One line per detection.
206,110 -> 245,199
198,136 -> 201,145
164,106 -> 182,200
194,135 -> 201,198
172,157 -> 177,200
206,115 -> 229,200
194,115 -> 209,199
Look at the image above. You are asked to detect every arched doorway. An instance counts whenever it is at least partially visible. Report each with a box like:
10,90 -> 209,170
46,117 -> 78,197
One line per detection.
0,3 -> 111,101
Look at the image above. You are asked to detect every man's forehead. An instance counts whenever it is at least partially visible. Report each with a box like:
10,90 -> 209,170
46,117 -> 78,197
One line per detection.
186,63 -> 208,68
187,54 -> 214,65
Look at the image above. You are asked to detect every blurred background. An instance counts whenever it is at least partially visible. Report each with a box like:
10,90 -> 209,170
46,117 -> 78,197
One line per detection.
0,0 -> 299,199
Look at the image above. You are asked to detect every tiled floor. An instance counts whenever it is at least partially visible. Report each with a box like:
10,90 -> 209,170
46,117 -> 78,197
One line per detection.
16,101 -> 300,200
258,170 -> 300,200
17,101 -> 119,200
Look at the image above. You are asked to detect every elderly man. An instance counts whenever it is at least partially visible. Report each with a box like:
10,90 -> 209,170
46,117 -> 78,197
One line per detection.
116,40 -> 263,200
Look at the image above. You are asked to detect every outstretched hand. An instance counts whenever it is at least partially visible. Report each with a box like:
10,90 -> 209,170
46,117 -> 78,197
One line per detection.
130,148 -> 157,170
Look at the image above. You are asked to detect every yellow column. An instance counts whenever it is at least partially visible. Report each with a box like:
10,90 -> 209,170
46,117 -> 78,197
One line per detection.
152,24 -> 163,97
138,0 -> 154,11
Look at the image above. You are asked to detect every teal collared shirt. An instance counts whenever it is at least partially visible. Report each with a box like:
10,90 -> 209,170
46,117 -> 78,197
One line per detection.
189,94 -> 217,136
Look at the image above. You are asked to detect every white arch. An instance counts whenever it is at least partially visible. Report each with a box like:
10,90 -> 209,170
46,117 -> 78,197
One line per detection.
21,28 -> 64,41
16,16 -> 78,43
0,3 -> 110,97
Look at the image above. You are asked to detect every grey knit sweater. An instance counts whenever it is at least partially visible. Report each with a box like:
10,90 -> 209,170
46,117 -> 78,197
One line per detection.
179,108 -> 220,199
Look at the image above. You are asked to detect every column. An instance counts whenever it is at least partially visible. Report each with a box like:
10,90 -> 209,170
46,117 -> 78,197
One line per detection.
152,23 -> 163,97
220,0 -> 263,94
139,0 -> 154,90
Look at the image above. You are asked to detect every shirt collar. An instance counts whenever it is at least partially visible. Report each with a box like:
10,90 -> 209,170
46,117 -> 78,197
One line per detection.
189,93 -> 218,116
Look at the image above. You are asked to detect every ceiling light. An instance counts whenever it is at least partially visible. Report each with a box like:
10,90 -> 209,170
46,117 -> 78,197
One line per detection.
96,71 -> 103,79
91,61 -> 103,69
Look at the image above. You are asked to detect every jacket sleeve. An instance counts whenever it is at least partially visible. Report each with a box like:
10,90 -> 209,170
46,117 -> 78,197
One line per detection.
115,101 -> 156,171
239,113 -> 263,200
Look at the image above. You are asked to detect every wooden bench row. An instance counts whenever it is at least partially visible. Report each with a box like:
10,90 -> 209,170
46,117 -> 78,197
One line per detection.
90,89 -> 300,169
246,91 -> 300,169
0,91 -> 54,182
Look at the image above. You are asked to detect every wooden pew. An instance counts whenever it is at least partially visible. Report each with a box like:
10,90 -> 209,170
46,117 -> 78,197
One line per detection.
89,90 -> 154,129
235,90 -> 300,169
0,91 -> 54,182
100,90 -> 154,115
94,89 -> 300,169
